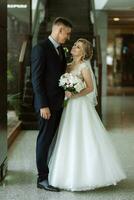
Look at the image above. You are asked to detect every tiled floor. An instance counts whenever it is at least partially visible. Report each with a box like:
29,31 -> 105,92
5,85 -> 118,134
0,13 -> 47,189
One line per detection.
102,96 -> 134,132
0,96 -> 134,200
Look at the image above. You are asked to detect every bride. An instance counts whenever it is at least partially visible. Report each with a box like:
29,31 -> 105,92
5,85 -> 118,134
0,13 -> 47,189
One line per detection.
48,38 -> 126,191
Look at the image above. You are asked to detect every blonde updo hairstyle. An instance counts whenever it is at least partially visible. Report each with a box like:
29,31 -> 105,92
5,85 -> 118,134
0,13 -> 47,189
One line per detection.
76,38 -> 93,60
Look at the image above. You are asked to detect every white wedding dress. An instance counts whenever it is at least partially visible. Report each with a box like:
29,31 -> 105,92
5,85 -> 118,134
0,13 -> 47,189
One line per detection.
48,61 -> 126,191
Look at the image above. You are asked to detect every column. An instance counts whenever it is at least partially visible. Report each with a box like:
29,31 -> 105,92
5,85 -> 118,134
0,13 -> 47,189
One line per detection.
96,11 -> 108,96
0,0 -> 7,181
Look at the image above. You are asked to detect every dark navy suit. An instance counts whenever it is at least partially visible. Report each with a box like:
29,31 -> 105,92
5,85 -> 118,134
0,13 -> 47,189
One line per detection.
31,38 -> 66,181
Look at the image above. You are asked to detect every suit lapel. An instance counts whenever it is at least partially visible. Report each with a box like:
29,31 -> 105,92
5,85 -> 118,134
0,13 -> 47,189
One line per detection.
47,39 -> 61,60
46,39 -> 67,72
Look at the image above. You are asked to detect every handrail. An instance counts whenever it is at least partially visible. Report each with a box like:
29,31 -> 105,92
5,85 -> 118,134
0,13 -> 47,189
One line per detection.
32,0 -> 45,46
18,35 -> 31,97
19,40 -> 28,63
32,0 -> 41,35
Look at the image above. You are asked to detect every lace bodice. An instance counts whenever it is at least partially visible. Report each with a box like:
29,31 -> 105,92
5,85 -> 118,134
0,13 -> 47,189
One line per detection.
69,63 -> 88,81
68,60 -> 98,106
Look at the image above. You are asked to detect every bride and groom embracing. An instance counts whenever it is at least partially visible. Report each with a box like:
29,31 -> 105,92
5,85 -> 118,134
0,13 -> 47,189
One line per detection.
31,17 -> 126,192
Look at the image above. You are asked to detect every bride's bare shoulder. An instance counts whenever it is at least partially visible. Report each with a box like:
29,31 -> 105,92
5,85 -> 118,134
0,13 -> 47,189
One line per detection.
66,62 -> 72,73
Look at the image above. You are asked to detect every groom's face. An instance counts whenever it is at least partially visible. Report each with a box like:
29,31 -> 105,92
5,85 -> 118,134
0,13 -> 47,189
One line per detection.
58,25 -> 72,44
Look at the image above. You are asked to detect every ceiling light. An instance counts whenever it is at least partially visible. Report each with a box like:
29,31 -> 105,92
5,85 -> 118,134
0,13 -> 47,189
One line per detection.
113,18 -> 120,21
7,4 -> 28,8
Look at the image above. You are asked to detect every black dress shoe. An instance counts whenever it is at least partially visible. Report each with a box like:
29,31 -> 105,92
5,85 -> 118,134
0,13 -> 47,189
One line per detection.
37,179 -> 60,192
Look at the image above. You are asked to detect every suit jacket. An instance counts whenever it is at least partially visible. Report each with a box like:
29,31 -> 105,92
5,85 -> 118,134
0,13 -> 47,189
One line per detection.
31,38 -> 67,112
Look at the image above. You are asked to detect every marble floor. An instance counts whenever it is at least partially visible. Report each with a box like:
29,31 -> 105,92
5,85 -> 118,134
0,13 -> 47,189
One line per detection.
0,96 -> 134,200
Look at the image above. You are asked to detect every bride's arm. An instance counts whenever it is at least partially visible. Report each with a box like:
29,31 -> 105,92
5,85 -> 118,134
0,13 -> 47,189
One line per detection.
66,63 -> 72,73
71,67 -> 94,98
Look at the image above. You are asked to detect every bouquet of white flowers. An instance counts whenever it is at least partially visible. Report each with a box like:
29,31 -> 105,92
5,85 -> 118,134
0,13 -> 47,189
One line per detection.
59,73 -> 85,106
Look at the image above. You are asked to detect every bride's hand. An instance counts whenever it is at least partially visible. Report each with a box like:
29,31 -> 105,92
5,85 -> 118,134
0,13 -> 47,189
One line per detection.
65,91 -> 73,98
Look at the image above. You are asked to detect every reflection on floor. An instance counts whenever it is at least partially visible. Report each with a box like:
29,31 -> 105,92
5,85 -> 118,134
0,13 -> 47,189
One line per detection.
0,96 -> 134,200
8,111 -> 19,137
107,86 -> 134,96
102,96 -> 134,132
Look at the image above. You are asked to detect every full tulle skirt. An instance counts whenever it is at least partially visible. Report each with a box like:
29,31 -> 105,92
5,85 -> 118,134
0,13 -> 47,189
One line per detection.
48,96 -> 126,191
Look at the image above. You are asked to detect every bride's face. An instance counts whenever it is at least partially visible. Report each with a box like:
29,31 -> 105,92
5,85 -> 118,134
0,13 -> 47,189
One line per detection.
71,41 -> 84,58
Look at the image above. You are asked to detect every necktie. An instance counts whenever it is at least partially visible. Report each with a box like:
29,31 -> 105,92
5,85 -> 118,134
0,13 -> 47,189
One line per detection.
57,45 -> 63,61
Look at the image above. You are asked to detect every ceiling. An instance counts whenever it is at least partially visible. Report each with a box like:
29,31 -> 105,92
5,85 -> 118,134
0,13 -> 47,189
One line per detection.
108,10 -> 134,28
103,0 -> 134,10
94,0 -> 134,28
95,0 -> 134,10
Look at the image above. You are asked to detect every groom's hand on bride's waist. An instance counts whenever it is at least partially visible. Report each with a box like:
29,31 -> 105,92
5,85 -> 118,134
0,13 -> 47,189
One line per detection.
40,107 -> 51,120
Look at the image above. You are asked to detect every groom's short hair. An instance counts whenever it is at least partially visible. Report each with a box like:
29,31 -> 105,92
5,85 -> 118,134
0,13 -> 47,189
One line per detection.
53,17 -> 73,28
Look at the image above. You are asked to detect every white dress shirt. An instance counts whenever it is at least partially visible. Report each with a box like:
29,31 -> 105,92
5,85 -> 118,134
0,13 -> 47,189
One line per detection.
48,35 -> 60,55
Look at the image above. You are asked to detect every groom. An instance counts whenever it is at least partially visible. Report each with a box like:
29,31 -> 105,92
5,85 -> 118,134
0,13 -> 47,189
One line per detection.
31,17 -> 72,192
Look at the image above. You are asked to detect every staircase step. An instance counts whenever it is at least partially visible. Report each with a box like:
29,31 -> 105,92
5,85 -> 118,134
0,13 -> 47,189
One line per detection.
19,112 -> 37,121
20,0 -> 95,131
23,87 -> 34,96
21,121 -> 38,130
23,95 -> 33,104
25,80 -> 33,88
21,104 -> 35,112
